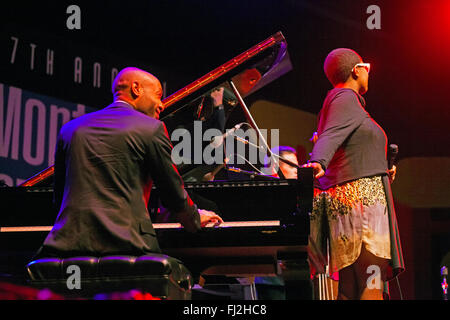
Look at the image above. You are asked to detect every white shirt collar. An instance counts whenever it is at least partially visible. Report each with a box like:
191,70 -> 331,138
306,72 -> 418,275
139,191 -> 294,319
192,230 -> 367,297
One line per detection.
115,99 -> 134,108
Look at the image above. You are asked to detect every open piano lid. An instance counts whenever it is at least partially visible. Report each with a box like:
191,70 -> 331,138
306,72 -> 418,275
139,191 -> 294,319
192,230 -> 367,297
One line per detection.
19,31 -> 292,187
160,31 -> 291,123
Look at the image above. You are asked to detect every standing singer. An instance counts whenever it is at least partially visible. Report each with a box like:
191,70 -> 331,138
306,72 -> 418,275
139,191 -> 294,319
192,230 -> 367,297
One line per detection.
304,48 -> 404,300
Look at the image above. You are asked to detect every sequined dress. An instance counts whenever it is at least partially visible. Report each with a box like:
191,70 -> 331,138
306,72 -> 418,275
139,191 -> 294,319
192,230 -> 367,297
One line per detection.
310,175 -> 391,277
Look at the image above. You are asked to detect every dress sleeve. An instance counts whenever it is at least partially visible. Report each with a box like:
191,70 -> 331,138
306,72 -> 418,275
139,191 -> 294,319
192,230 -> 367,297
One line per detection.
310,90 -> 367,170
146,121 -> 201,232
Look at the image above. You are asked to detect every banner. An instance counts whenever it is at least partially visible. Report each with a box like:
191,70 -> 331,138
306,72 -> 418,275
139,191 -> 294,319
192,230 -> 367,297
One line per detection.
0,24 -> 187,115
0,24 -> 188,187
0,82 -> 96,186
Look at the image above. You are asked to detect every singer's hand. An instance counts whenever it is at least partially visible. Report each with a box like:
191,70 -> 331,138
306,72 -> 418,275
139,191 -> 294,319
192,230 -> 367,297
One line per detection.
198,209 -> 223,227
388,165 -> 397,183
302,162 -> 325,179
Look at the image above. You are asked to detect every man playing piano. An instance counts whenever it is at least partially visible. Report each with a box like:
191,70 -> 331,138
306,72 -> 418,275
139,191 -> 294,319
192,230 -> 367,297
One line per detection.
34,67 -> 222,259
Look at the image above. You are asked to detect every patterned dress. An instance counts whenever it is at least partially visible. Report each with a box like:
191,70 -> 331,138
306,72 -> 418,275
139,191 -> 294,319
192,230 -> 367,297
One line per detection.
309,176 -> 391,278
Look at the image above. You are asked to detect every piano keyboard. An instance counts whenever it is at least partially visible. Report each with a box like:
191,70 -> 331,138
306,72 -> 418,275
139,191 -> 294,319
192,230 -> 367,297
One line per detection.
0,220 -> 281,233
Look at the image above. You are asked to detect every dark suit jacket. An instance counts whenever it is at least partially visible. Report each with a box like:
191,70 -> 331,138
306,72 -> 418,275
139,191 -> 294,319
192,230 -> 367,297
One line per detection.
40,101 -> 200,257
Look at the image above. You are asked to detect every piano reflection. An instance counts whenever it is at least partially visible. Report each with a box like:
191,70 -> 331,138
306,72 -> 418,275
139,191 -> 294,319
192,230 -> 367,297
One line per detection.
1,31 -> 313,298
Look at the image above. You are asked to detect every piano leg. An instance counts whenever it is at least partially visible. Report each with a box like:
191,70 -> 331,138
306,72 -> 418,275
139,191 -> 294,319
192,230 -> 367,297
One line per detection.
278,252 -> 313,300
192,261 -> 275,300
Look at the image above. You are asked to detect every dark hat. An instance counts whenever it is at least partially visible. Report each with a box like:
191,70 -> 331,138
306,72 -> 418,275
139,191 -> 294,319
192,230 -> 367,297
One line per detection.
324,48 -> 363,86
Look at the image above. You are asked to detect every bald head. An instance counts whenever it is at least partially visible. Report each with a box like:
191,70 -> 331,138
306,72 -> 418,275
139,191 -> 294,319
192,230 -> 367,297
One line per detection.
324,48 -> 362,87
323,48 -> 369,95
112,67 -> 164,118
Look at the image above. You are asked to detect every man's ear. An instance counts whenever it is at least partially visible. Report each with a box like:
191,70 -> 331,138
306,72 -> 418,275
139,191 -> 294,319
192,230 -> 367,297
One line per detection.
131,81 -> 142,98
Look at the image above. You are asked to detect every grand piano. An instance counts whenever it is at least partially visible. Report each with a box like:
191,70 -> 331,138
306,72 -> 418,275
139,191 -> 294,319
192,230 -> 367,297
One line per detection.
0,32 -> 313,299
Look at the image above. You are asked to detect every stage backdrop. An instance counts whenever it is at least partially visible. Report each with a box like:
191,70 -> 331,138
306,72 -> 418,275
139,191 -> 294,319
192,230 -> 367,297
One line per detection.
0,24 -> 186,186
0,82 -> 96,186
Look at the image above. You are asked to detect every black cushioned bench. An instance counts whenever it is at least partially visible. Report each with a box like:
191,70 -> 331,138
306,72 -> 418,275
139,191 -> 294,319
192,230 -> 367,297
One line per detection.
26,254 -> 193,299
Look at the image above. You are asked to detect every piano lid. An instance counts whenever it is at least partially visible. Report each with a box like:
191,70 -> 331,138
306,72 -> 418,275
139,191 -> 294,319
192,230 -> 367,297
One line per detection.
19,31 -> 291,187
159,31 -> 292,131
160,31 -> 292,181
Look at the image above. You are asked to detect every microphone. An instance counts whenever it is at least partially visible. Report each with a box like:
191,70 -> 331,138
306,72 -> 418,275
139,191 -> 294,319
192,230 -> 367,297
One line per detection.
441,266 -> 448,300
210,123 -> 245,148
233,135 -> 265,150
225,166 -> 278,180
388,144 -> 398,169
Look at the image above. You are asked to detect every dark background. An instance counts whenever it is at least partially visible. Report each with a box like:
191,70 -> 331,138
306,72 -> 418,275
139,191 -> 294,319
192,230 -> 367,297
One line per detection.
3,0 -> 449,159
2,0 -> 449,300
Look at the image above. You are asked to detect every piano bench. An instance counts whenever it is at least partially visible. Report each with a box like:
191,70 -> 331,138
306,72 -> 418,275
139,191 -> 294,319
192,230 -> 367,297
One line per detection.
25,254 -> 194,300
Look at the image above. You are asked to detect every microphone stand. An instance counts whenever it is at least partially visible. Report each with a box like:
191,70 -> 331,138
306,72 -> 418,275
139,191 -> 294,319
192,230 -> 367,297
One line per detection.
228,80 -> 301,179
270,152 -> 301,170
